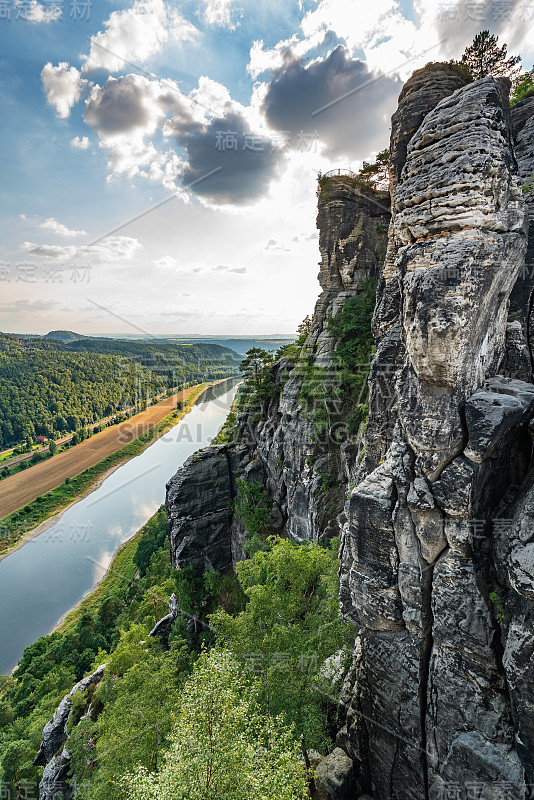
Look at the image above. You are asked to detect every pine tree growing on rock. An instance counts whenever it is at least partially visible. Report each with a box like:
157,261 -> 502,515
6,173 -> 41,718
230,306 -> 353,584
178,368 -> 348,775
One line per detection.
460,30 -> 521,83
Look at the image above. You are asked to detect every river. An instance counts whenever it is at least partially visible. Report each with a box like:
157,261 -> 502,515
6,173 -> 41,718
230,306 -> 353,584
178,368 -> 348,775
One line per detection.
0,379 -> 240,676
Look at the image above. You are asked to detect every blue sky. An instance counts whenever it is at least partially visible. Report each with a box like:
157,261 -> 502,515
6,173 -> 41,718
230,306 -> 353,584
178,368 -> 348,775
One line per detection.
0,0 -> 532,335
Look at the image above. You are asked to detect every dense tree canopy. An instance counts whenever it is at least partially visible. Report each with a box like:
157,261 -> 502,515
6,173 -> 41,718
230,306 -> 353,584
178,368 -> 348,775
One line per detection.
0,334 -> 239,447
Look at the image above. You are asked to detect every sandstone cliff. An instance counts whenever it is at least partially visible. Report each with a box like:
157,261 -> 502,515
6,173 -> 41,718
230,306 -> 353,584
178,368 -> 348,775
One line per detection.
165,178 -> 390,562
338,73 -> 534,800
164,66 -> 534,800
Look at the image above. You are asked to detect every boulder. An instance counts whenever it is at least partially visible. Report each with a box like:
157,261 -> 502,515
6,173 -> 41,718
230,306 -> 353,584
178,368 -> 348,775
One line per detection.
314,748 -> 356,800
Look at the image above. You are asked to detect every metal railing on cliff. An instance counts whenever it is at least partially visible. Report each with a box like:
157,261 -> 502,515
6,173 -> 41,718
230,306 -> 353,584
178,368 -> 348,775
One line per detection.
322,168 -> 358,178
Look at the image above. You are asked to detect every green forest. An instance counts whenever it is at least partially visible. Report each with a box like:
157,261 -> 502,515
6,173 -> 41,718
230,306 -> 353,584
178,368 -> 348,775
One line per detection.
0,506 -> 350,799
0,333 -> 240,447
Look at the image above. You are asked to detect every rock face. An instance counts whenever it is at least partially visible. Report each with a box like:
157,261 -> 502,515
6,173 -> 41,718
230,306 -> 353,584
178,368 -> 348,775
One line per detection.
509,96 -> 534,367
314,747 -> 356,800
165,179 -> 390,563
149,592 -> 179,641
35,664 -> 105,800
338,75 -> 533,800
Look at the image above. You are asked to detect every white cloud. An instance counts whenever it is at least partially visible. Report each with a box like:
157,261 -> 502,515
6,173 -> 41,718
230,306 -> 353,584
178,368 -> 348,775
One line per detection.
71,136 -> 90,149
39,218 -> 87,237
82,74 -> 191,190
0,299 -> 61,313
41,62 -> 88,119
153,256 -> 179,268
20,235 -> 141,262
301,0 -> 398,51
84,74 -> 180,137
82,0 -> 198,74
203,0 -> 240,30
16,0 -> 61,22
299,0 -> 446,76
247,30 -> 327,78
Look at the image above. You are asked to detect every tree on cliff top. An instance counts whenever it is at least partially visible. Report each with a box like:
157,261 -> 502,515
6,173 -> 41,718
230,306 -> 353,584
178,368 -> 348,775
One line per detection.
358,148 -> 390,190
460,31 -> 521,83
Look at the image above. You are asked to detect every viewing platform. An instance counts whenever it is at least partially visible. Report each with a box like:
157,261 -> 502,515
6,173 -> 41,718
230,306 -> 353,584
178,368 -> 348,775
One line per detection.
322,168 -> 357,179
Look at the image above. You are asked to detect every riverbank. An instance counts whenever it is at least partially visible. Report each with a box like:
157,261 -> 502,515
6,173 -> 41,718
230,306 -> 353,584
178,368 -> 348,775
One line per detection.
0,380 -> 229,560
50,522 -> 146,636
0,463 -> 124,566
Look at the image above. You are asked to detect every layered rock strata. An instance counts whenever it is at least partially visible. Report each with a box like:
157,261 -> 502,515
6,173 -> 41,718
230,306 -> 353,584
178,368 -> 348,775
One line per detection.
338,76 -> 532,800
509,96 -> 534,366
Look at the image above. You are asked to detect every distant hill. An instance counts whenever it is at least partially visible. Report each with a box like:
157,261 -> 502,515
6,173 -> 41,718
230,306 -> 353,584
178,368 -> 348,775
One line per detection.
44,330 -> 87,344
176,338 -> 295,355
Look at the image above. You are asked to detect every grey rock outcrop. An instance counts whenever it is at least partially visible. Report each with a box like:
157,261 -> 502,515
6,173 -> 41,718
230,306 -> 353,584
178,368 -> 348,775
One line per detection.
34,664 -> 105,766
315,747 -> 356,800
166,180 -> 390,562
339,74 -> 532,800
149,592 -> 179,641
40,749 -> 72,800
166,444 -> 254,571
35,664 -> 105,800
509,96 -> 534,349
162,62 -> 534,800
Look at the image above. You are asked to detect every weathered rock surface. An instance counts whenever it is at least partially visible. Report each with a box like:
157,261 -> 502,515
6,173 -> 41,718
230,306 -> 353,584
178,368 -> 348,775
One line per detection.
40,749 -> 72,800
166,444 -> 255,571
35,664 -> 105,800
165,180 -> 390,560
35,664 -> 105,766
149,592 -> 179,641
160,64 -> 534,800
339,74 -> 533,800
509,97 -> 534,344
314,747 -> 356,800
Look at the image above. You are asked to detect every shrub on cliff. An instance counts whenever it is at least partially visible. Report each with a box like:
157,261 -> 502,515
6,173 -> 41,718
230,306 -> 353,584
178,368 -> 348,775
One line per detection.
240,347 -> 276,407
328,277 -> 377,435
511,70 -> 534,105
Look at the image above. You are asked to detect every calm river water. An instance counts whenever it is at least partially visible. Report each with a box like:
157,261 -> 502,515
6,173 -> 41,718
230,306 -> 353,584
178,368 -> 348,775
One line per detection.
0,379 -> 240,675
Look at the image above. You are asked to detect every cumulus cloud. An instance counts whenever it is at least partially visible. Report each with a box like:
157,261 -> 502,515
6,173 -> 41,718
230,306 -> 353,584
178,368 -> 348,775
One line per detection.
82,0 -> 198,74
203,0 -> 240,29
82,70 -> 284,204
261,46 -> 401,161
39,218 -> 87,237
248,30 -> 331,78
212,264 -> 247,272
71,136 -> 90,149
20,235 -> 141,262
84,73 -> 181,136
82,74 -> 193,187
18,0 -> 61,22
177,113 -> 283,204
301,0 -> 398,51
41,62 -> 87,119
